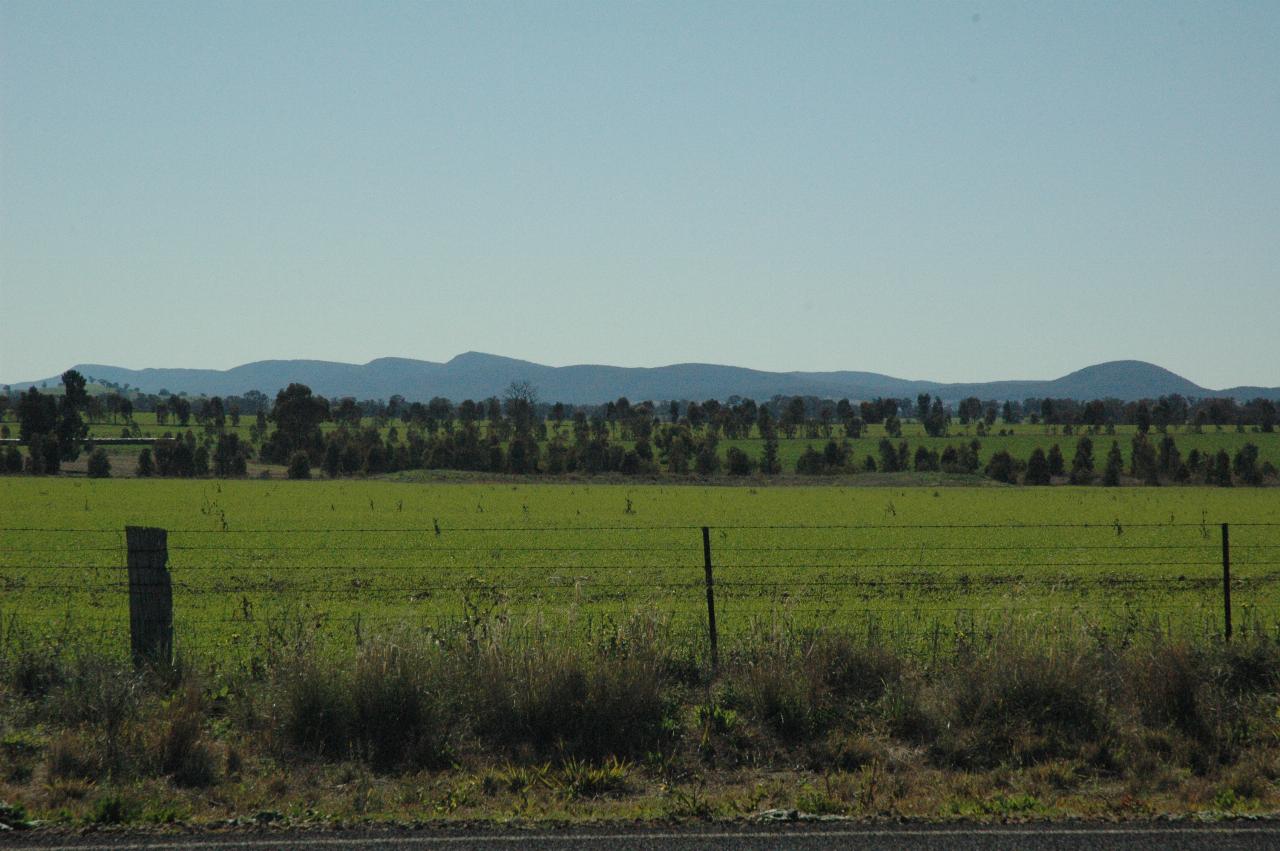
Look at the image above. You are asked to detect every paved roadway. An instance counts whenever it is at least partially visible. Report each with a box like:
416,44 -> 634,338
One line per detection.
3,823 -> 1279,850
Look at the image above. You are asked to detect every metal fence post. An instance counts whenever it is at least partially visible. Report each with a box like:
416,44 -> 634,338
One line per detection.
125,526 -> 173,666
1221,522 -> 1232,642
702,526 -> 719,675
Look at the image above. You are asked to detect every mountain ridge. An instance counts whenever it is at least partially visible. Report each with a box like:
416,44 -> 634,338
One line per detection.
7,355 -> 1278,404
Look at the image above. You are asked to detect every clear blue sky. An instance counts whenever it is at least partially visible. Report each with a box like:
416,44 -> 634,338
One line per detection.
2,1 -> 1277,389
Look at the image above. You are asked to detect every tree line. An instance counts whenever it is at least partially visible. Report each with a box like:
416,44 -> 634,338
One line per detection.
2,375 -> 1276,485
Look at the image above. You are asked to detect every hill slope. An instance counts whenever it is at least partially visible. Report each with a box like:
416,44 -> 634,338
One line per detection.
8,355 -> 1277,404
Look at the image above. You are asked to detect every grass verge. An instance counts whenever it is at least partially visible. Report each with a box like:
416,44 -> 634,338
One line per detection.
1,614 -> 1278,829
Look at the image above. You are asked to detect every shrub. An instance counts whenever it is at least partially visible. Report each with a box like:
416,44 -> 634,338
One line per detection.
50,656 -> 143,772
931,642 -> 1108,769
694,441 -> 720,476
726,632 -> 901,741
276,639 -> 455,771
1210,450 -> 1233,486
136,448 -> 154,477
985,450 -> 1017,484
1047,443 -> 1065,476
1023,448 -> 1051,485
152,685 -> 218,787
914,446 -> 939,472
91,793 -> 140,825
287,451 -> 311,479
350,641 -> 449,770
726,446 -> 754,476
2,642 -> 65,696
1103,442 -> 1124,486
471,644 -> 671,760
1121,638 -> 1280,767
1233,443 -> 1262,486
275,661 -> 352,759
47,732 -> 102,781
1069,437 -> 1095,484
796,446 -> 826,475
86,448 -> 111,478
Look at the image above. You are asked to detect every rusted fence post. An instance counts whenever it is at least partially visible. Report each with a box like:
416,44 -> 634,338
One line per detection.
1221,522 -> 1232,642
125,526 -> 173,666
702,526 -> 718,675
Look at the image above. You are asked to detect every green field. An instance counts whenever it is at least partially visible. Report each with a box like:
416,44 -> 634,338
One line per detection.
3,479 -> 1278,663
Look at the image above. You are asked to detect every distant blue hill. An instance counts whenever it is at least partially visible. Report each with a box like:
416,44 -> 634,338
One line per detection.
8,354 -> 1278,404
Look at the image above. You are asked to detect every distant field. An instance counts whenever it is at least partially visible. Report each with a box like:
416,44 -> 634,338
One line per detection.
3,479 -> 1277,663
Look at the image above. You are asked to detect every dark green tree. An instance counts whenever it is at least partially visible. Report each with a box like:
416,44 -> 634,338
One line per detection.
60,369 -> 88,410
16,388 -> 57,445
287,451 -> 312,479
1103,442 -> 1124,486
694,434 -> 721,475
171,396 -> 192,426
726,446 -> 753,475
1158,435 -> 1181,476
914,445 -> 939,472
985,450 -> 1017,484
266,384 -> 329,463
795,445 -> 826,475
193,445 -> 210,477
1211,450 -> 1233,487
878,438 -> 900,472
86,448 -> 111,478
1024,448 -> 1051,485
759,411 -> 781,474
1130,435 -> 1159,485
213,433 -> 249,477
1135,401 -> 1152,434
38,434 -> 61,474
323,440 -> 342,478
1233,443 -> 1261,486
1069,437 -> 1094,485
1047,444 -> 1065,477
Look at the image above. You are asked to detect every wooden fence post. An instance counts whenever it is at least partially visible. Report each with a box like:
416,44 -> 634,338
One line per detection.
702,526 -> 719,675
125,526 -> 173,666
1221,522 -> 1232,642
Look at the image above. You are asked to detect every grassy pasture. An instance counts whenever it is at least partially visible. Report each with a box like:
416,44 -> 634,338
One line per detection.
2,479 -> 1278,664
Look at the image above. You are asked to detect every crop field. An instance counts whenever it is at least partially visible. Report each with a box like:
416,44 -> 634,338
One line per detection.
3,479 -> 1278,665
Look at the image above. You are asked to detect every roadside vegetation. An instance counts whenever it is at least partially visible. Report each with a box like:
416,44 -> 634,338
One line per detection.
2,614 -> 1278,828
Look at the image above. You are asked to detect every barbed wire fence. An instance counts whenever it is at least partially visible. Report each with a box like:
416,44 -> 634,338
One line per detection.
2,521 -> 1278,669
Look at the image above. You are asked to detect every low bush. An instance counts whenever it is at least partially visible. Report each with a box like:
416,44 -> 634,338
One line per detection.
470,641 -> 672,760
152,685 -> 219,787
724,630 -> 902,741
4,617 -> 1280,824
350,641 -> 450,770
931,641 -> 1109,769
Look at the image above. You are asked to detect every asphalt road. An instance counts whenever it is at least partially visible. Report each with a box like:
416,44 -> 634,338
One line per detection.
3,823 -> 1279,851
